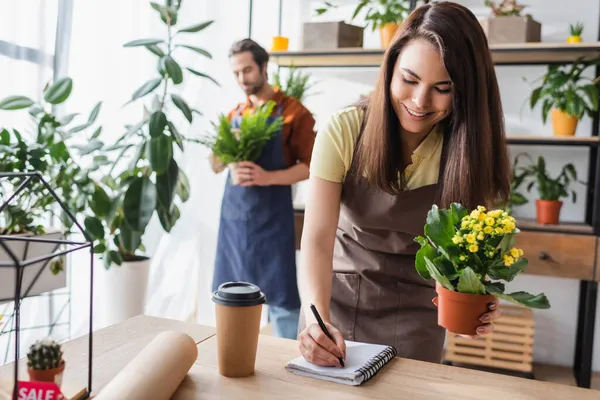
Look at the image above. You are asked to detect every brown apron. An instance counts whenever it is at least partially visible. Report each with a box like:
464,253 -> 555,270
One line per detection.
299,175 -> 445,364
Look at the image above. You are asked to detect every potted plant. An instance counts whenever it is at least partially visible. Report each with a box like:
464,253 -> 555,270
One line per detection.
270,65 -> 316,103
567,22 -> 584,43
528,59 -> 600,136
27,338 -> 66,385
513,153 -> 583,225
480,0 -> 541,44
78,0 -> 217,326
506,154 -> 529,215
200,101 -> 284,185
414,203 -> 550,336
315,0 -> 410,48
0,77 -> 105,303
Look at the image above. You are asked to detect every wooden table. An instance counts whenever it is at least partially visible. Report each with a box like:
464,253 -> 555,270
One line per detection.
1,315 -> 596,399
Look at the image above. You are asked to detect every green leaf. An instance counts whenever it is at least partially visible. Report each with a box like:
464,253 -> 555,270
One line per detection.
146,134 -> 173,173
424,257 -> 454,291
171,94 -> 192,122
91,126 -> 102,139
415,239 -> 437,280
130,78 -> 162,102
177,20 -> 214,33
88,102 -> 102,123
122,176 -> 157,232
149,111 -> 167,137
156,157 -> 179,212
176,168 -> 190,202
0,95 -> 34,110
118,223 -> 143,254
161,56 -> 183,84
457,267 -> 486,294
146,44 -> 165,57
484,281 -> 505,294
44,77 -> 73,104
424,205 -> 459,259
157,204 -> 180,232
492,291 -> 551,309
176,44 -> 212,59
84,216 -> 105,240
186,68 -> 220,86
124,38 -> 164,47
499,232 -> 516,255
91,185 -> 112,217
167,121 -> 184,151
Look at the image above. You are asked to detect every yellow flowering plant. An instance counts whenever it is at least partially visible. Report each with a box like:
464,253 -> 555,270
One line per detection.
414,203 -> 550,309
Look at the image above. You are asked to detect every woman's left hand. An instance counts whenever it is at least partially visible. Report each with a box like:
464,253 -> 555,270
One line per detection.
460,300 -> 501,339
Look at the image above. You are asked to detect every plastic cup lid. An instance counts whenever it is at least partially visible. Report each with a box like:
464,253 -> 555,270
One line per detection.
212,281 -> 266,307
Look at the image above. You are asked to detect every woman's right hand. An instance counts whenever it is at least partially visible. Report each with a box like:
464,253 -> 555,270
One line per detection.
298,322 -> 346,367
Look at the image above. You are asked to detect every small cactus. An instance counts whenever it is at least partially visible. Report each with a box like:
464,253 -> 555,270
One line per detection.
27,339 -> 64,371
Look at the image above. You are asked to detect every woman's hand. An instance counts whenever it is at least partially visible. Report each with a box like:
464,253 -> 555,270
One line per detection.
298,322 -> 346,368
461,300 -> 501,339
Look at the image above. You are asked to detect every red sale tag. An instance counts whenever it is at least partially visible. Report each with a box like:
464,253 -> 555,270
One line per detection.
16,381 -> 65,400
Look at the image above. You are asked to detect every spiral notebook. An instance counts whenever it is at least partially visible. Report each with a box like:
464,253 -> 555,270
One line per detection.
285,341 -> 398,386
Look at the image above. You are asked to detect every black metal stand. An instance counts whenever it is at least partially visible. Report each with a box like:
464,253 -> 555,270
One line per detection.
574,280 -> 598,388
0,172 -> 94,400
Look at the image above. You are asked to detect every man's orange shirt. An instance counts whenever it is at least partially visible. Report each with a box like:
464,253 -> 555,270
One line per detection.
227,87 -> 316,167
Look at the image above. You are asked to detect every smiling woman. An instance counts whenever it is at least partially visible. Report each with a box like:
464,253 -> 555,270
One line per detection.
296,1 -> 512,369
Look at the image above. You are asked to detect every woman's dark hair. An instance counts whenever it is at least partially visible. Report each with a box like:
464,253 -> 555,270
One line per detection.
350,1 -> 511,210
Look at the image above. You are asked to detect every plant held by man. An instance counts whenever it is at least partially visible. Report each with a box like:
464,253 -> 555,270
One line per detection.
81,0 -> 217,268
414,203 -> 550,309
200,100 -> 283,166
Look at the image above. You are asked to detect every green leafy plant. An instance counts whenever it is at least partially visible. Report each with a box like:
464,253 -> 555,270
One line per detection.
200,101 -> 283,164
270,66 -> 316,102
513,153 -> 583,202
484,0 -> 526,17
414,203 -> 550,309
527,58 -> 600,123
506,155 -> 529,214
80,0 -> 218,269
27,339 -> 64,371
569,22 -> 584,38
315,0 -> 410,31
0,77 -> 106,274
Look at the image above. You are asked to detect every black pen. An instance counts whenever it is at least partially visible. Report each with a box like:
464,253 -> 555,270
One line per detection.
309,303 -> 345,367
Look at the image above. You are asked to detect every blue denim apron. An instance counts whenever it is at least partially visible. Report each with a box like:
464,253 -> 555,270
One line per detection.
212,104 -> 300,310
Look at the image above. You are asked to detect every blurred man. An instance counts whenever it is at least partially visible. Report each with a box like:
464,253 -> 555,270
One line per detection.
211,38 -> 316,339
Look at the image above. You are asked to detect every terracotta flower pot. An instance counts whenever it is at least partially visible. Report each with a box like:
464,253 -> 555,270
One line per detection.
435,284 -> 496,336
536,199 -> 563,225
28,362 -> 65,386
379,23 -> 400,48
550,108 -> 578,136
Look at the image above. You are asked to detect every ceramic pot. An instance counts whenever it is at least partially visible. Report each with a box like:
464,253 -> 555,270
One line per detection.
28,361 -> 65,386
536,199 -> 563,225
551,108 -> 578,136
228,162 -> 240,185
271,36 -> 289,51
434,284 -> 496,336
379,23 -> 399,48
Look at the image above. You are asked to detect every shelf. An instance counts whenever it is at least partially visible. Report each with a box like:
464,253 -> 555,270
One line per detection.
270,41 -> 600,67
506,135 -> 599,146
516,218 -> 594,235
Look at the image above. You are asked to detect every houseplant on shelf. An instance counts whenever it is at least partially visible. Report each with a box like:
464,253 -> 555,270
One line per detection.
528,58 -> 600,136
315,0 -> 410,48
200,100 -> 283,185
480,0 -> 541,44
270,65 -> 316,103
513,153 -> 583,225
0,76 -> 105,303
78,0 -> 218,326
567,22 -> 584,43
414,203 -> 550,336
27,338 -> 66,385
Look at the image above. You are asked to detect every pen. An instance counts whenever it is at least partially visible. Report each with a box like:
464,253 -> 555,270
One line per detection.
309,303 -> 345,367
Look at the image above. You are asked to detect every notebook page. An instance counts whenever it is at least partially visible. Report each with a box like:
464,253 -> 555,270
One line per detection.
285,341 -> 393,385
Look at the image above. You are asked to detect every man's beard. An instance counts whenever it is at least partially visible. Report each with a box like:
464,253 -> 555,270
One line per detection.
243,77 -> 265,95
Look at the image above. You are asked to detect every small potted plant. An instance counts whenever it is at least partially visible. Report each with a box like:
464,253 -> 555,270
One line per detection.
414,203 -> 550,336
270,65 -> 317,103
27,339 -> 66,385
480,0 -> 541,44
514,153 -> 583,225
200,100 -> 284,185
315,0 -> 410,48
506,156 -> 529,215
567,22 -> 584,43
527,59 -> 600,136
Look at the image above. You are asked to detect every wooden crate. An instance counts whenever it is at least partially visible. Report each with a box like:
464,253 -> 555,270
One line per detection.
443,304 -> 534,373
302,21 -> 364,50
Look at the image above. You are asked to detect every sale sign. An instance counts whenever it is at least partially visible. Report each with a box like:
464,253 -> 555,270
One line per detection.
16,381 -> 65,400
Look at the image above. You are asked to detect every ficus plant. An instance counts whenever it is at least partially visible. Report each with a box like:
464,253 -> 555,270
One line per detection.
527,57 -> 600,123
0,76 -> 107,274
81,0 -> 218,269
315,0 -> 410,31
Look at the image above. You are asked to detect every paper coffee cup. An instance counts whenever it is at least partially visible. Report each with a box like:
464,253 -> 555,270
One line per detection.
212,282 -> 266,377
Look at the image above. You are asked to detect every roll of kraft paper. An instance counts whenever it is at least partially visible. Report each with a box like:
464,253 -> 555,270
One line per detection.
94,330 -> 198,400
